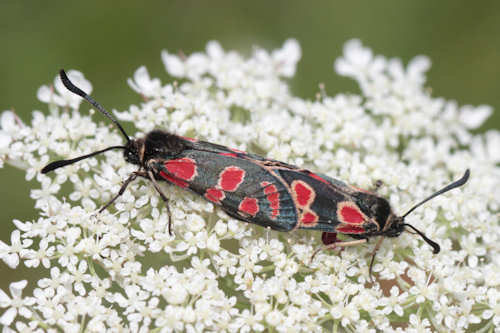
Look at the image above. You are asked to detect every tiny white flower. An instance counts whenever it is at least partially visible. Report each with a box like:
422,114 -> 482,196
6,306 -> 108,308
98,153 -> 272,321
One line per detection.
0,230 -> 33,268
38,267 -> 71,292
459,104 -> 492,129
161,50 -> 186,78
30,176 -> 60,211
408,314 -> 432,333
380,286 -> 408,317
163,284 -> 188,305
0,111 -> 21,135
335,39 -> 382,80
23,238 -> 54,268
212,249 -> 238,276
265,309 -> 283,327
330,302 -> 360,327
0,280 -> 33,325
67,260 -> 92,296
127,66 -> 162,98
272,38 -> 301,77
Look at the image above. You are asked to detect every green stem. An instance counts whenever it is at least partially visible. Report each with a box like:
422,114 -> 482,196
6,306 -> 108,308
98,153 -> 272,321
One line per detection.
332,320 -> 338,333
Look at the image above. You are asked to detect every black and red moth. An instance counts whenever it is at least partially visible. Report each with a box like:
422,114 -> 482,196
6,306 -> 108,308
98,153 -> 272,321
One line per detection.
43,70 -> 469,276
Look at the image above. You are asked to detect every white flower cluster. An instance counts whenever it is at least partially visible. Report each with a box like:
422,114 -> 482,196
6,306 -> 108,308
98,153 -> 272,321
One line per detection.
0,39 -> 498,332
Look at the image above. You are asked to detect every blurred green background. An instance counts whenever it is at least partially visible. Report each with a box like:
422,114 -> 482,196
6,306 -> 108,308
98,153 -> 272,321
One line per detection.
1,1 -> 499,291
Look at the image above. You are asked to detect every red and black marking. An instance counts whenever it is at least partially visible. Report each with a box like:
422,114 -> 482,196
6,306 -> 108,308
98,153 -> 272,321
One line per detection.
218,166 -> 245,192
219,152 -> 238,158
239,197 -> 259,216
180,136 -> 198,142
160,157 -> 198,188
204,187 -> 225,203
292,180 -> 316,208
202,166 -> 246,204
261,181 -> 280,219
308,172 -> 331,185
336,201 -> 366,225
335,225 -> 366,234
289,180 -> 319,226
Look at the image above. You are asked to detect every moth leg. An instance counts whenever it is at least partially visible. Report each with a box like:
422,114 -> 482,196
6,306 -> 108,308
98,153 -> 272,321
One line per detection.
147,170 -> 173,236
99,171 -> 140,213
310,238 -> 367,263
368,237 -> 385,283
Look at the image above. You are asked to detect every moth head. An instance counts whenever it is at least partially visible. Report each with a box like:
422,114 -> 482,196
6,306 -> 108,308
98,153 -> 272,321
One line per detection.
124,138 -> 144,166
382,215 -> 405,238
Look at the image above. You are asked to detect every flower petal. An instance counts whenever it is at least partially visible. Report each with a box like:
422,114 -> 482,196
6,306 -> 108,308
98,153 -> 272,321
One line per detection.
0,307 -> 17,325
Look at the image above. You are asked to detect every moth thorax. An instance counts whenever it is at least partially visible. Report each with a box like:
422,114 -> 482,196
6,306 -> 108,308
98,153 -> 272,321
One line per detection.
354,192 -> 392,230
143,130 -> 187,160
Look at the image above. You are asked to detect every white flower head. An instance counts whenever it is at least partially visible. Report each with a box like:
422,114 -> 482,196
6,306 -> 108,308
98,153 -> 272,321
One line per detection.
0,39 -> 498,331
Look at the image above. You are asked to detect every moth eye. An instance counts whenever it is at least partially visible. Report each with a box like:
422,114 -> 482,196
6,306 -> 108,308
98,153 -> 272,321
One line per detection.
128,150 -> 137,160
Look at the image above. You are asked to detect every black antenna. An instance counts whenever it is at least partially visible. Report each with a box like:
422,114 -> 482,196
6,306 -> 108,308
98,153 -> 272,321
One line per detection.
402,169 -> 470,218
59,69 -> 130,143
41,145 -> 126,174
399,169 -> 470,254
403,223 -> 440,253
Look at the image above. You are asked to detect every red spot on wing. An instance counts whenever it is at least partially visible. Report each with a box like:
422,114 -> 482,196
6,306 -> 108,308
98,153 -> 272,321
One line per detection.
180,136 -> 197,142
165,158 -> 197,181
219,152 -> 238,158
159,171 -> 189,188
309,172 -> 330,184
231,147 -> 246,154
338,204 -> 365,225
239,197 -> 259,216
290,180 -> 319,227
261,181 -> 280,219
205,187 -> 225,203
292,181 -> 315,208
218,166 -> 245,192
336,225 -> 366,234
300,211 -> 318,225
267,190 -> 280,211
